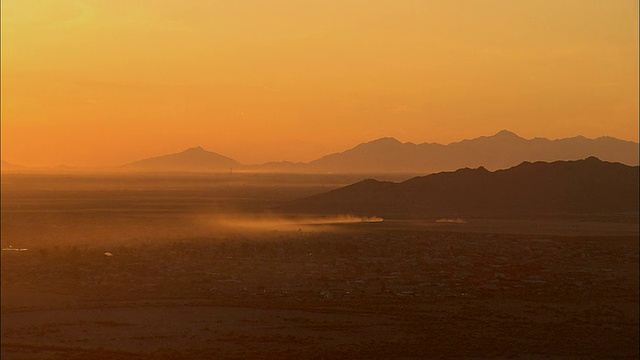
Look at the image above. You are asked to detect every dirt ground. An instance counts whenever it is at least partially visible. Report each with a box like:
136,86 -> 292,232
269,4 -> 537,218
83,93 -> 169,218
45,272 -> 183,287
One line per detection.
1,173 -> 638,359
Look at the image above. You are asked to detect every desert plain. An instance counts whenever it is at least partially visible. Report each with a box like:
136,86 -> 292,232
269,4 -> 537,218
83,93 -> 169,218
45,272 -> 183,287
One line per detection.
1,172 -> 638,359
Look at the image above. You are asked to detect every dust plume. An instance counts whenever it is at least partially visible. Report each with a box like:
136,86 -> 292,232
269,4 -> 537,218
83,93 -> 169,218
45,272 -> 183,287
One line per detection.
201,214 -> 384,233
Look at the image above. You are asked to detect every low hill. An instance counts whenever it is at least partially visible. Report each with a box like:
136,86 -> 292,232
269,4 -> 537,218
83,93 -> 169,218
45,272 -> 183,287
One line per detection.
1,161 -> 24,172
279,157 -> 639,219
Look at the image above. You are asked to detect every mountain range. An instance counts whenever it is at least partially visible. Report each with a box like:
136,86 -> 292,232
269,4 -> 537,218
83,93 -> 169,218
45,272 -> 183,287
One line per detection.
302,130 -> 639,173
3,131 -> 638,173
120,130 -> 637,173
277,157 -> 639,219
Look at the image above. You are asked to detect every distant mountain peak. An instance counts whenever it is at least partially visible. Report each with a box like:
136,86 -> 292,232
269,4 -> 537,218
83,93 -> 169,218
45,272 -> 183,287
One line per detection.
454,166 -> 490,174
368,137 -> 402,145
184,146 -> 206,152
584,156 -> 603,162
347,137 -> 403,152
124,145 -> 239,172
493,130 -> 520,138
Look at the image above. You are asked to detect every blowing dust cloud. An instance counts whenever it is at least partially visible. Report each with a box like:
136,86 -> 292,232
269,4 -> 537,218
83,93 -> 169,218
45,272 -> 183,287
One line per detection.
204,215 -> 384,233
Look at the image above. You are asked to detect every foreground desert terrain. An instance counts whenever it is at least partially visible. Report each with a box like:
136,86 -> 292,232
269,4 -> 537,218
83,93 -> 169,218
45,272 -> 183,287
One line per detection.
2,173 -> 638,359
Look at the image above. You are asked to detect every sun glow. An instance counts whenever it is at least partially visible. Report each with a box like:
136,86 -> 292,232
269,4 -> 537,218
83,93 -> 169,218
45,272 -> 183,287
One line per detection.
2,1 -> 638,167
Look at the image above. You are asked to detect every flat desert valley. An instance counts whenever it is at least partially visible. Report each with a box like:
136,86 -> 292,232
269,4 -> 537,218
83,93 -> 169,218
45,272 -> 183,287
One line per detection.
2,172 -> 638,359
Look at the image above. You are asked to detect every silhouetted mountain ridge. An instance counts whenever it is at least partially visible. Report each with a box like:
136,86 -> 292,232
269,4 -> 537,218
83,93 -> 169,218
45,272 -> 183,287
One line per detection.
279,157 -> 639,219
124,146 -> 240,172
304,130 -> 638,173
8,131 -> 636,173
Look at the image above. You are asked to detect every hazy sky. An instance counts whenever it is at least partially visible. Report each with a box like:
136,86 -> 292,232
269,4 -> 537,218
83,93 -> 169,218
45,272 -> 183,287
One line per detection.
2,0 -> 638,167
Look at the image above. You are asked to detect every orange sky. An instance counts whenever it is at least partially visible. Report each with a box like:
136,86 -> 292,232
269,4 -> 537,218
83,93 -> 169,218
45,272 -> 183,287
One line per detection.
2,0 -> 638,167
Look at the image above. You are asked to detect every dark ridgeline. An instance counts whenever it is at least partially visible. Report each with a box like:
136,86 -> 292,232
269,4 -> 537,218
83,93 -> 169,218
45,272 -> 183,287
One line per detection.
122,146 -> 240,172
278,157 -> 639,219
